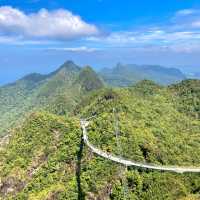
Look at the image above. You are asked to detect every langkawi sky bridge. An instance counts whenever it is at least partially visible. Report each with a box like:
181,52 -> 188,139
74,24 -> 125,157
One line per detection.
80,114 -> 200,174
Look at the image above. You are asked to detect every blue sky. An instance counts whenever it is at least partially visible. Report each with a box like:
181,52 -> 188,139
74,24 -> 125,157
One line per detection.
0,0 -> 200,84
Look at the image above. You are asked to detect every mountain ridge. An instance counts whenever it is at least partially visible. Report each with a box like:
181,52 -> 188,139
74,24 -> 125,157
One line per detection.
0,61 -> 104,137
100,63 -> 186,86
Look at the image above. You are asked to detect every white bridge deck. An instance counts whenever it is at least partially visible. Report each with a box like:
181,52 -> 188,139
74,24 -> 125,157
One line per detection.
81,119 -> 200,174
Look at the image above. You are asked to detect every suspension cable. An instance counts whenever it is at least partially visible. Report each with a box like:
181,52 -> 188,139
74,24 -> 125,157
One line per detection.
113,108 -> 129,199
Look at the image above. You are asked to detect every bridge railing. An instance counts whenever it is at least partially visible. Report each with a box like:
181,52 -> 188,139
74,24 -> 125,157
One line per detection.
80,119 -> 200,174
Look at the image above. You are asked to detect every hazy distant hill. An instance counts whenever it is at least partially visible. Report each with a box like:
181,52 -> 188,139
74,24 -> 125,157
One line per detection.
100,63 -> 186,86
0,61 -> 104,136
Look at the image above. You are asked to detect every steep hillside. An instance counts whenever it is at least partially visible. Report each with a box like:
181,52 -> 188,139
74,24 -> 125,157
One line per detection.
0,112 -> 82,199
78,81 -> 200,166
100,63 -> 186,87
0,61 -> 104,137
1,80 -> 200,199
76,81 -> 200,199
169,79 -> 200,119
76,66 -> 104,92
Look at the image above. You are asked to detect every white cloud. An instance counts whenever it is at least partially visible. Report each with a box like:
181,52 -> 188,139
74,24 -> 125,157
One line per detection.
0,35 -> 58,45
0,6 -> 98,40
176,9 -> 197,16
1,5 -> 200,54
46,46 -> 99,52
86,8 -> 200,53
88,30 -> 200,45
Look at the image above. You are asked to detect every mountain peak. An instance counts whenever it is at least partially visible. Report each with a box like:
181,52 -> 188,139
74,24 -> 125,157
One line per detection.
59,60 -> 81,72
49,60 -> 81,77
76,66 -> 104,92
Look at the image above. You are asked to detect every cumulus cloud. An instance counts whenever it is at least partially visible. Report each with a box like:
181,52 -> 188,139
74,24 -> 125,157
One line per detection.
0,6 -> 98,40
1,5 -> 200,54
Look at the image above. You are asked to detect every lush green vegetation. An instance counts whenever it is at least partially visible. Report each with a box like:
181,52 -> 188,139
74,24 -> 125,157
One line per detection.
79,81 -> 200,166
75,80 -> 200,199
169,79 -> 200,119
100,63 -> 186,87
0,65 -> 200,199
0,62 -> 200,200
0,61 -> 186,136
0,112 -> 82,199
0,61 -> 104,137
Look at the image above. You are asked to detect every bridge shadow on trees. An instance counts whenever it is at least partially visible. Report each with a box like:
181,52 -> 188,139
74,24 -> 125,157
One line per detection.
76,135 -> 85,200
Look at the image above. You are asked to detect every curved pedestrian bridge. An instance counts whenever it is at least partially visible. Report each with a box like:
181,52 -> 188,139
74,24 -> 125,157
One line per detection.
81,119 -> 200,174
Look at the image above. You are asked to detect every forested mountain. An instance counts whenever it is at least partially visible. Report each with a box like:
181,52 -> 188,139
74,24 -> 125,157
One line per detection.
100,63 -> 186,87
1,79 -> 200,199
0,61 -> 104,137
0,61 -> 188,137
